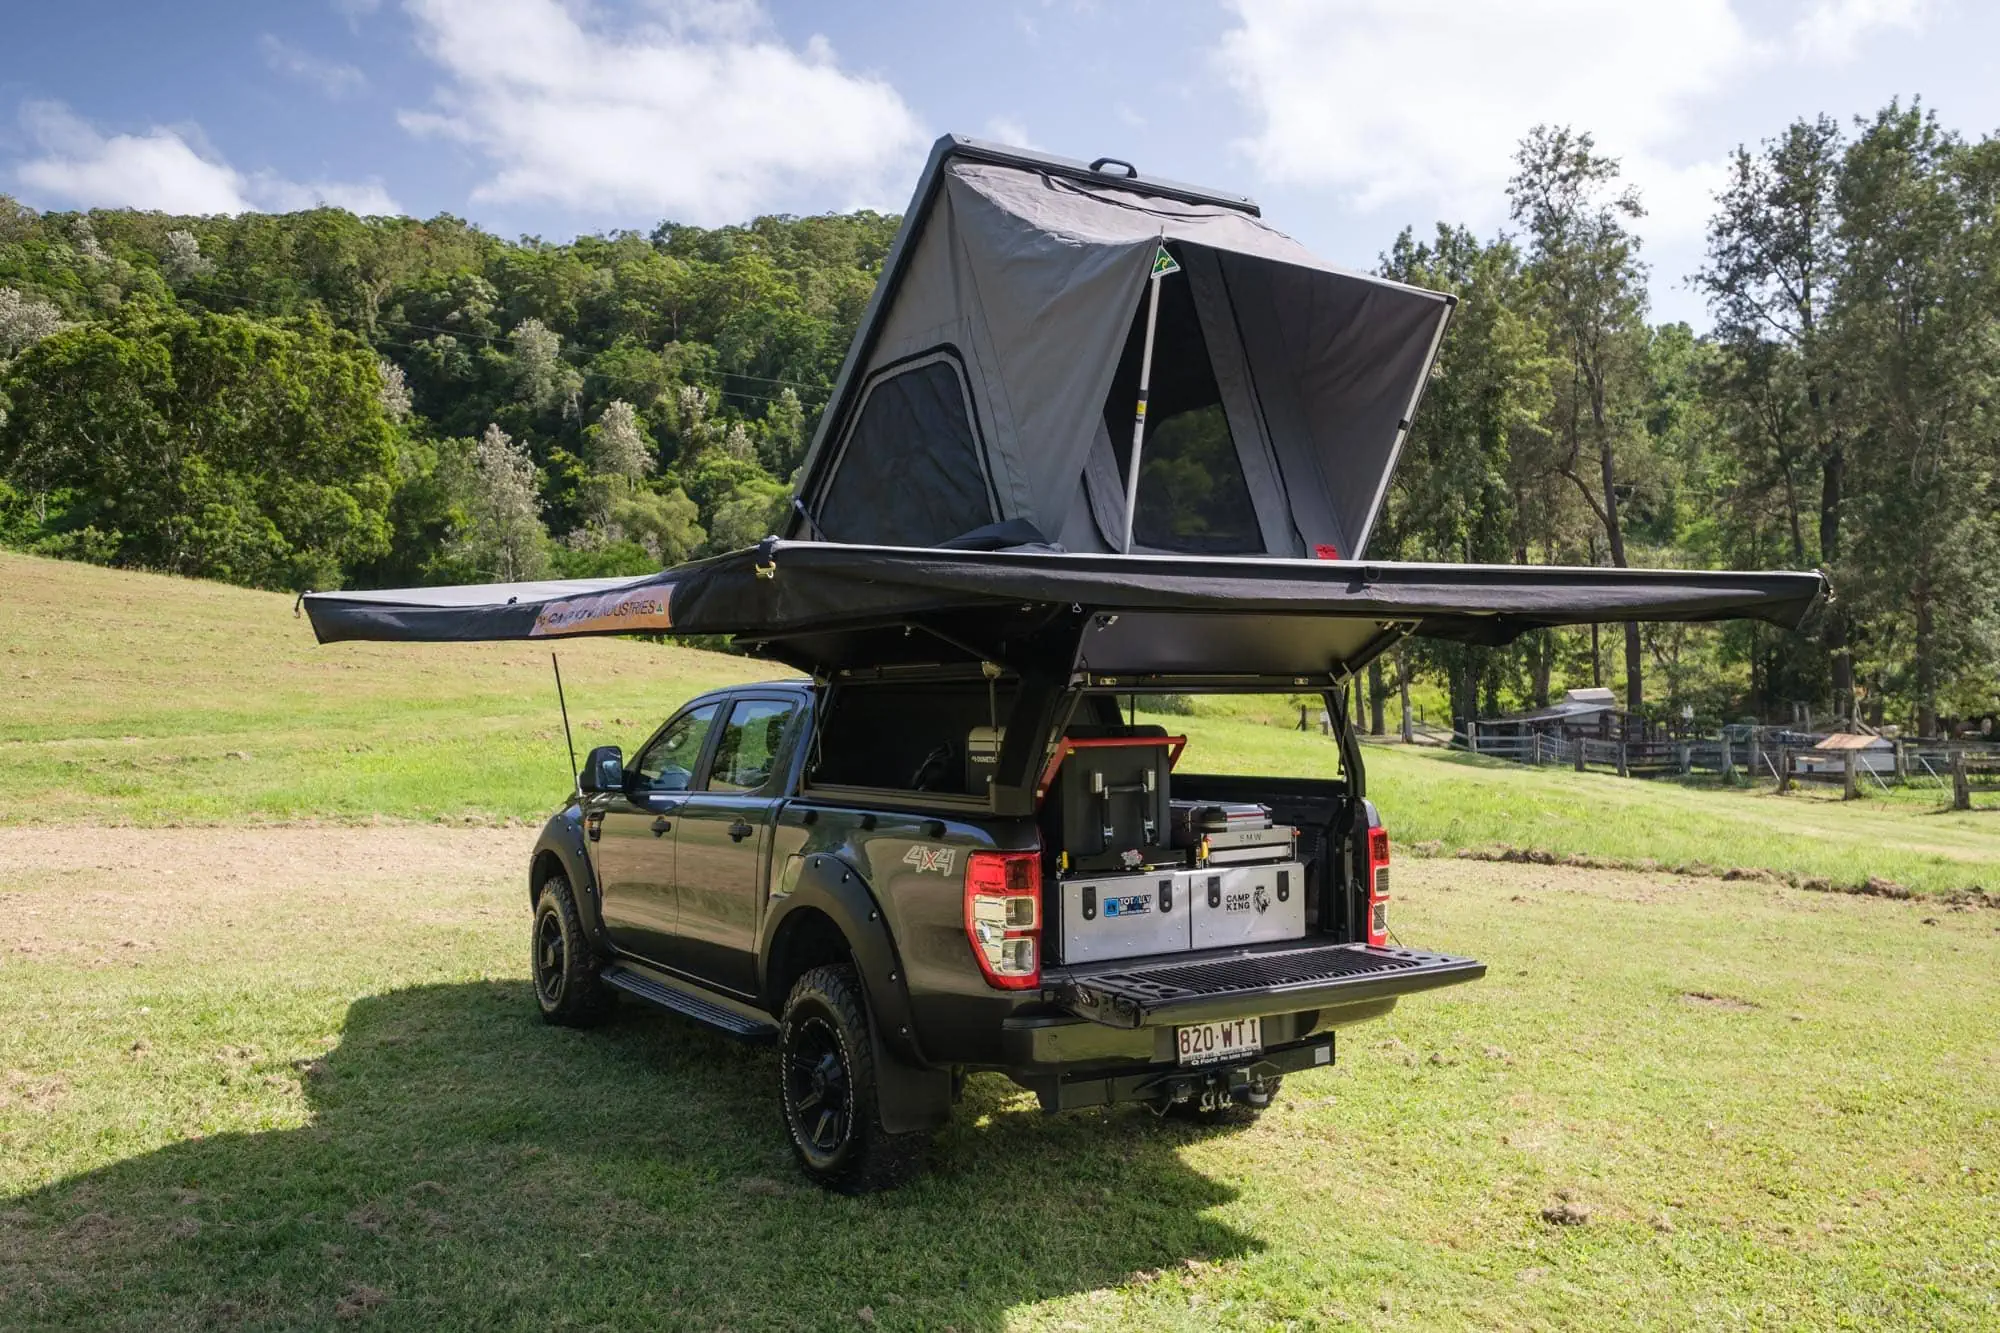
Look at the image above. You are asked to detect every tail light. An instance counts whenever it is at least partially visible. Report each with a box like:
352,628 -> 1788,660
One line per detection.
964,850 -> 1041,989
1366,826 -> 1391,948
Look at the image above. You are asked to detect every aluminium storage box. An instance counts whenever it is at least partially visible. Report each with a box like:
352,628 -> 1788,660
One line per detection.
1188,860 -> 1307,950
1055,870 -> 1191,964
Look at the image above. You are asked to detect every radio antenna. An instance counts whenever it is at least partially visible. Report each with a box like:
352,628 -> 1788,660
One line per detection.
551,652 -> 580,796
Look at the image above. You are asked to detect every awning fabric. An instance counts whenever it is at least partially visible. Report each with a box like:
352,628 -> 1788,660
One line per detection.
301,541 -> 1827,679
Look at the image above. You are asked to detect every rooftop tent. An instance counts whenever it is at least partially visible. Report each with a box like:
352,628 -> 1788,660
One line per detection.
788,137 -> 1455,560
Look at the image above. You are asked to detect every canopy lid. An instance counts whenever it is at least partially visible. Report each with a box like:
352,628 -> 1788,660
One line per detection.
788,136 -> 1455,561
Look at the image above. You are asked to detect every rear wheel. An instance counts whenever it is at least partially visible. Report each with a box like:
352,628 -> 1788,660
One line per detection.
778,964 -> 929,1193
532,874 -> 616,1027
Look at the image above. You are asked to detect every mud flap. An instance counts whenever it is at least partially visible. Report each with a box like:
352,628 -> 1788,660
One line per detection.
869,1024 -> 953,1134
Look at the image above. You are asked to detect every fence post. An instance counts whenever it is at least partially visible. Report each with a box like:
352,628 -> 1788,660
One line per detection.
1616,743 -> 1629,779
1843,749 -> 1859,800
1677,742 -> 1691,775
1953,750 -> 1972,811
1574,737 -> 1587,772
1893,739 -> 1907,783
1748,729 -> 1762,780
1777,746 -> 1793,793
1721,734 -> 1735,782
1532,732 -> 1542,766
1467,720 -> 1479,756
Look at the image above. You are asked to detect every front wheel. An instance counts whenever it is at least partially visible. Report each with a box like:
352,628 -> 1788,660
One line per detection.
778,964 -> 929,1193
532,874 -> 616,1027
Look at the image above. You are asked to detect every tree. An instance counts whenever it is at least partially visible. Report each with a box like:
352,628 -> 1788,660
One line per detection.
583,399 -> 654,480
1697,115 -> 1852,716
508,317 -> 581,414
1831,104 -> 2000,734
1508,126 -> 1652,715
0,288 -> 72,359
161,229 -> 213,286
463,423 -> 549,581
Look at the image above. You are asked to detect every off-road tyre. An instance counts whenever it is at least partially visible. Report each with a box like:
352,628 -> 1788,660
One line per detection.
532,874 -> 616,1027
1163,1074 -> 1285,1125
778,964 -> 930,1193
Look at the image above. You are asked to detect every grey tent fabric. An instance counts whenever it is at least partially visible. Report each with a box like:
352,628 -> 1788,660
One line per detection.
816,352 -> 993,545
791,138 -> 1453,559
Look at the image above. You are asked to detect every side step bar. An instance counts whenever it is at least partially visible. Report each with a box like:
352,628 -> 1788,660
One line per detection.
601,962 -> 779,1043
1049,941 -> 1485,1029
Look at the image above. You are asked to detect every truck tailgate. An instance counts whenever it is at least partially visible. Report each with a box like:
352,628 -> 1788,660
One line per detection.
1048,940 -> 1483,1029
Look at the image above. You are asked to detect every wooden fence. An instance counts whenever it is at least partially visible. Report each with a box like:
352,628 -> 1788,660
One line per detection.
1442,725 -> 2000,808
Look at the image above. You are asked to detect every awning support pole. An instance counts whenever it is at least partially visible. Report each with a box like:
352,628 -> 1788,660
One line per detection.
1121,238 -> 1169,553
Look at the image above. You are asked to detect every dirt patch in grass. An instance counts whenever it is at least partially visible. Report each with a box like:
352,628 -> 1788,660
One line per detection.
1680,991 -> 1760,1012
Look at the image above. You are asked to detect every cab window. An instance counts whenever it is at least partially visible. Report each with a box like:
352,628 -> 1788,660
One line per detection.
631,704 -> 718,793
707,698 -> 798,794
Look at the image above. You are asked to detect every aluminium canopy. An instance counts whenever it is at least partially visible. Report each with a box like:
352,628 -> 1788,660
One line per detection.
786,137 -> 1455,561
300,541 -> 1827,685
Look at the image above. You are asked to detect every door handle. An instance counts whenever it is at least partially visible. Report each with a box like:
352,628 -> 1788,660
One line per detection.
650,816 -> 673,837
728,819 -> 754,842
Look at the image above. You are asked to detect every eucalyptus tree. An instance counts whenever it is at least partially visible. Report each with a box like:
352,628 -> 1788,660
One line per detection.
1831,103 -> 2000,734
1697,115 -> 1852,716
1507,126 -> 1652,714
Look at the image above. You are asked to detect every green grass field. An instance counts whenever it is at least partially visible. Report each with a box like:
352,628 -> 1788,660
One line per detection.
3,551 -> 1998,1329
5,551 -> 1994,894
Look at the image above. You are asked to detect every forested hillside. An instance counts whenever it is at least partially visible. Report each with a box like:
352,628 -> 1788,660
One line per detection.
2,101 -> 1995,734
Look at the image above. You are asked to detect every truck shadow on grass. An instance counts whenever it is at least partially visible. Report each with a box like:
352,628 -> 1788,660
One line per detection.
3,981 -> 1257,1331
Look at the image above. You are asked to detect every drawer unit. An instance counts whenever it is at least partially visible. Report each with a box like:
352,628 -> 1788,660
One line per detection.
1188,860 -> 1307,950
1055,870 -> 1191,964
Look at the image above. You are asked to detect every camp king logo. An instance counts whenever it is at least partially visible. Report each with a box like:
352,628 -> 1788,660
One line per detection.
529,588 -> 673,637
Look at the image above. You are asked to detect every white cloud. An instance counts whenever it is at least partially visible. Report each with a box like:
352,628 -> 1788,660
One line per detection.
398,0 -> 926,225
1793,0 -> 1935,63
259,34 -> 369,98
1217,0 -> 1758,241
13,101 -> 399,216
983,117 -> 1037,149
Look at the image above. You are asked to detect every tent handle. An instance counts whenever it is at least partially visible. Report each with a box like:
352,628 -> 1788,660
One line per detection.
1089,157 -> 1138,178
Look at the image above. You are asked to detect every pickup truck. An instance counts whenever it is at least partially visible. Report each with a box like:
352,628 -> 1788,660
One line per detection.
526,672 -> 1483,1192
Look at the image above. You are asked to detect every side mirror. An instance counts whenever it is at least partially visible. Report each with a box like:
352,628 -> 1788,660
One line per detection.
580,745 -> 624,794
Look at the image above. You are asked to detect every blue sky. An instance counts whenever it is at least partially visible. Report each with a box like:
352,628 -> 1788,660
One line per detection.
3,0 -> 1996,326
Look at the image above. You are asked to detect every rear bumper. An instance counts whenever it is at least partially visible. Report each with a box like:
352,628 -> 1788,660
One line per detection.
1046,940 -> 1485,1029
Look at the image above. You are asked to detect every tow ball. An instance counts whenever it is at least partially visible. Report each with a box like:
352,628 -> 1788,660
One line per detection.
1154,1069 -> 1279,1115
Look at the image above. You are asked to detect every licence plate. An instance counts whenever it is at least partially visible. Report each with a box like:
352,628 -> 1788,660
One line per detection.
1175,1017 -> 1263,1067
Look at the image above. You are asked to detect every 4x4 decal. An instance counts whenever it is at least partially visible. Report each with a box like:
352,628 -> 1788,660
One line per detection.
903,844 -> 957,875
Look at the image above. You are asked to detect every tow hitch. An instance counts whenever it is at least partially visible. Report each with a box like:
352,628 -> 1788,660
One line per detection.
1148,1064 -> 1283,1115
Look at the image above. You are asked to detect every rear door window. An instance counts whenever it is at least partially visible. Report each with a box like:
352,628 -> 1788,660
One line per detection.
706,698 -> 799,794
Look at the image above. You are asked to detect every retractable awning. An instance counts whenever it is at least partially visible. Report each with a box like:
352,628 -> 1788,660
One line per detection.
301,540 -> 1826,683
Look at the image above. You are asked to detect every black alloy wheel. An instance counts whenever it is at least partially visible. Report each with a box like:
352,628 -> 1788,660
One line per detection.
777,964 -> 931,1192
532,874 -> 616,1027
784,1015 -> 854,1165
533,906 -> 568,1007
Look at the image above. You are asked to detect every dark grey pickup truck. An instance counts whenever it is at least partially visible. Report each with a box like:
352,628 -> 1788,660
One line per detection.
527,672 -> 1481,1191
303,135 -> 1823,1192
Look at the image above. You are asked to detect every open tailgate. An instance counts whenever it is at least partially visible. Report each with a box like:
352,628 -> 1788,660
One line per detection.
1047,939 -> 1484,1029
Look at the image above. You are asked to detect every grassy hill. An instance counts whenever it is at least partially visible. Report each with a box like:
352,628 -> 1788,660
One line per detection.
4,551 -> 1995,893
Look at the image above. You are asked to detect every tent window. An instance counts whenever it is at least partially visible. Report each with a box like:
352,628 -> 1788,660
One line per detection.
817,352 -> 994,547
1102,257 -> 1262,554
